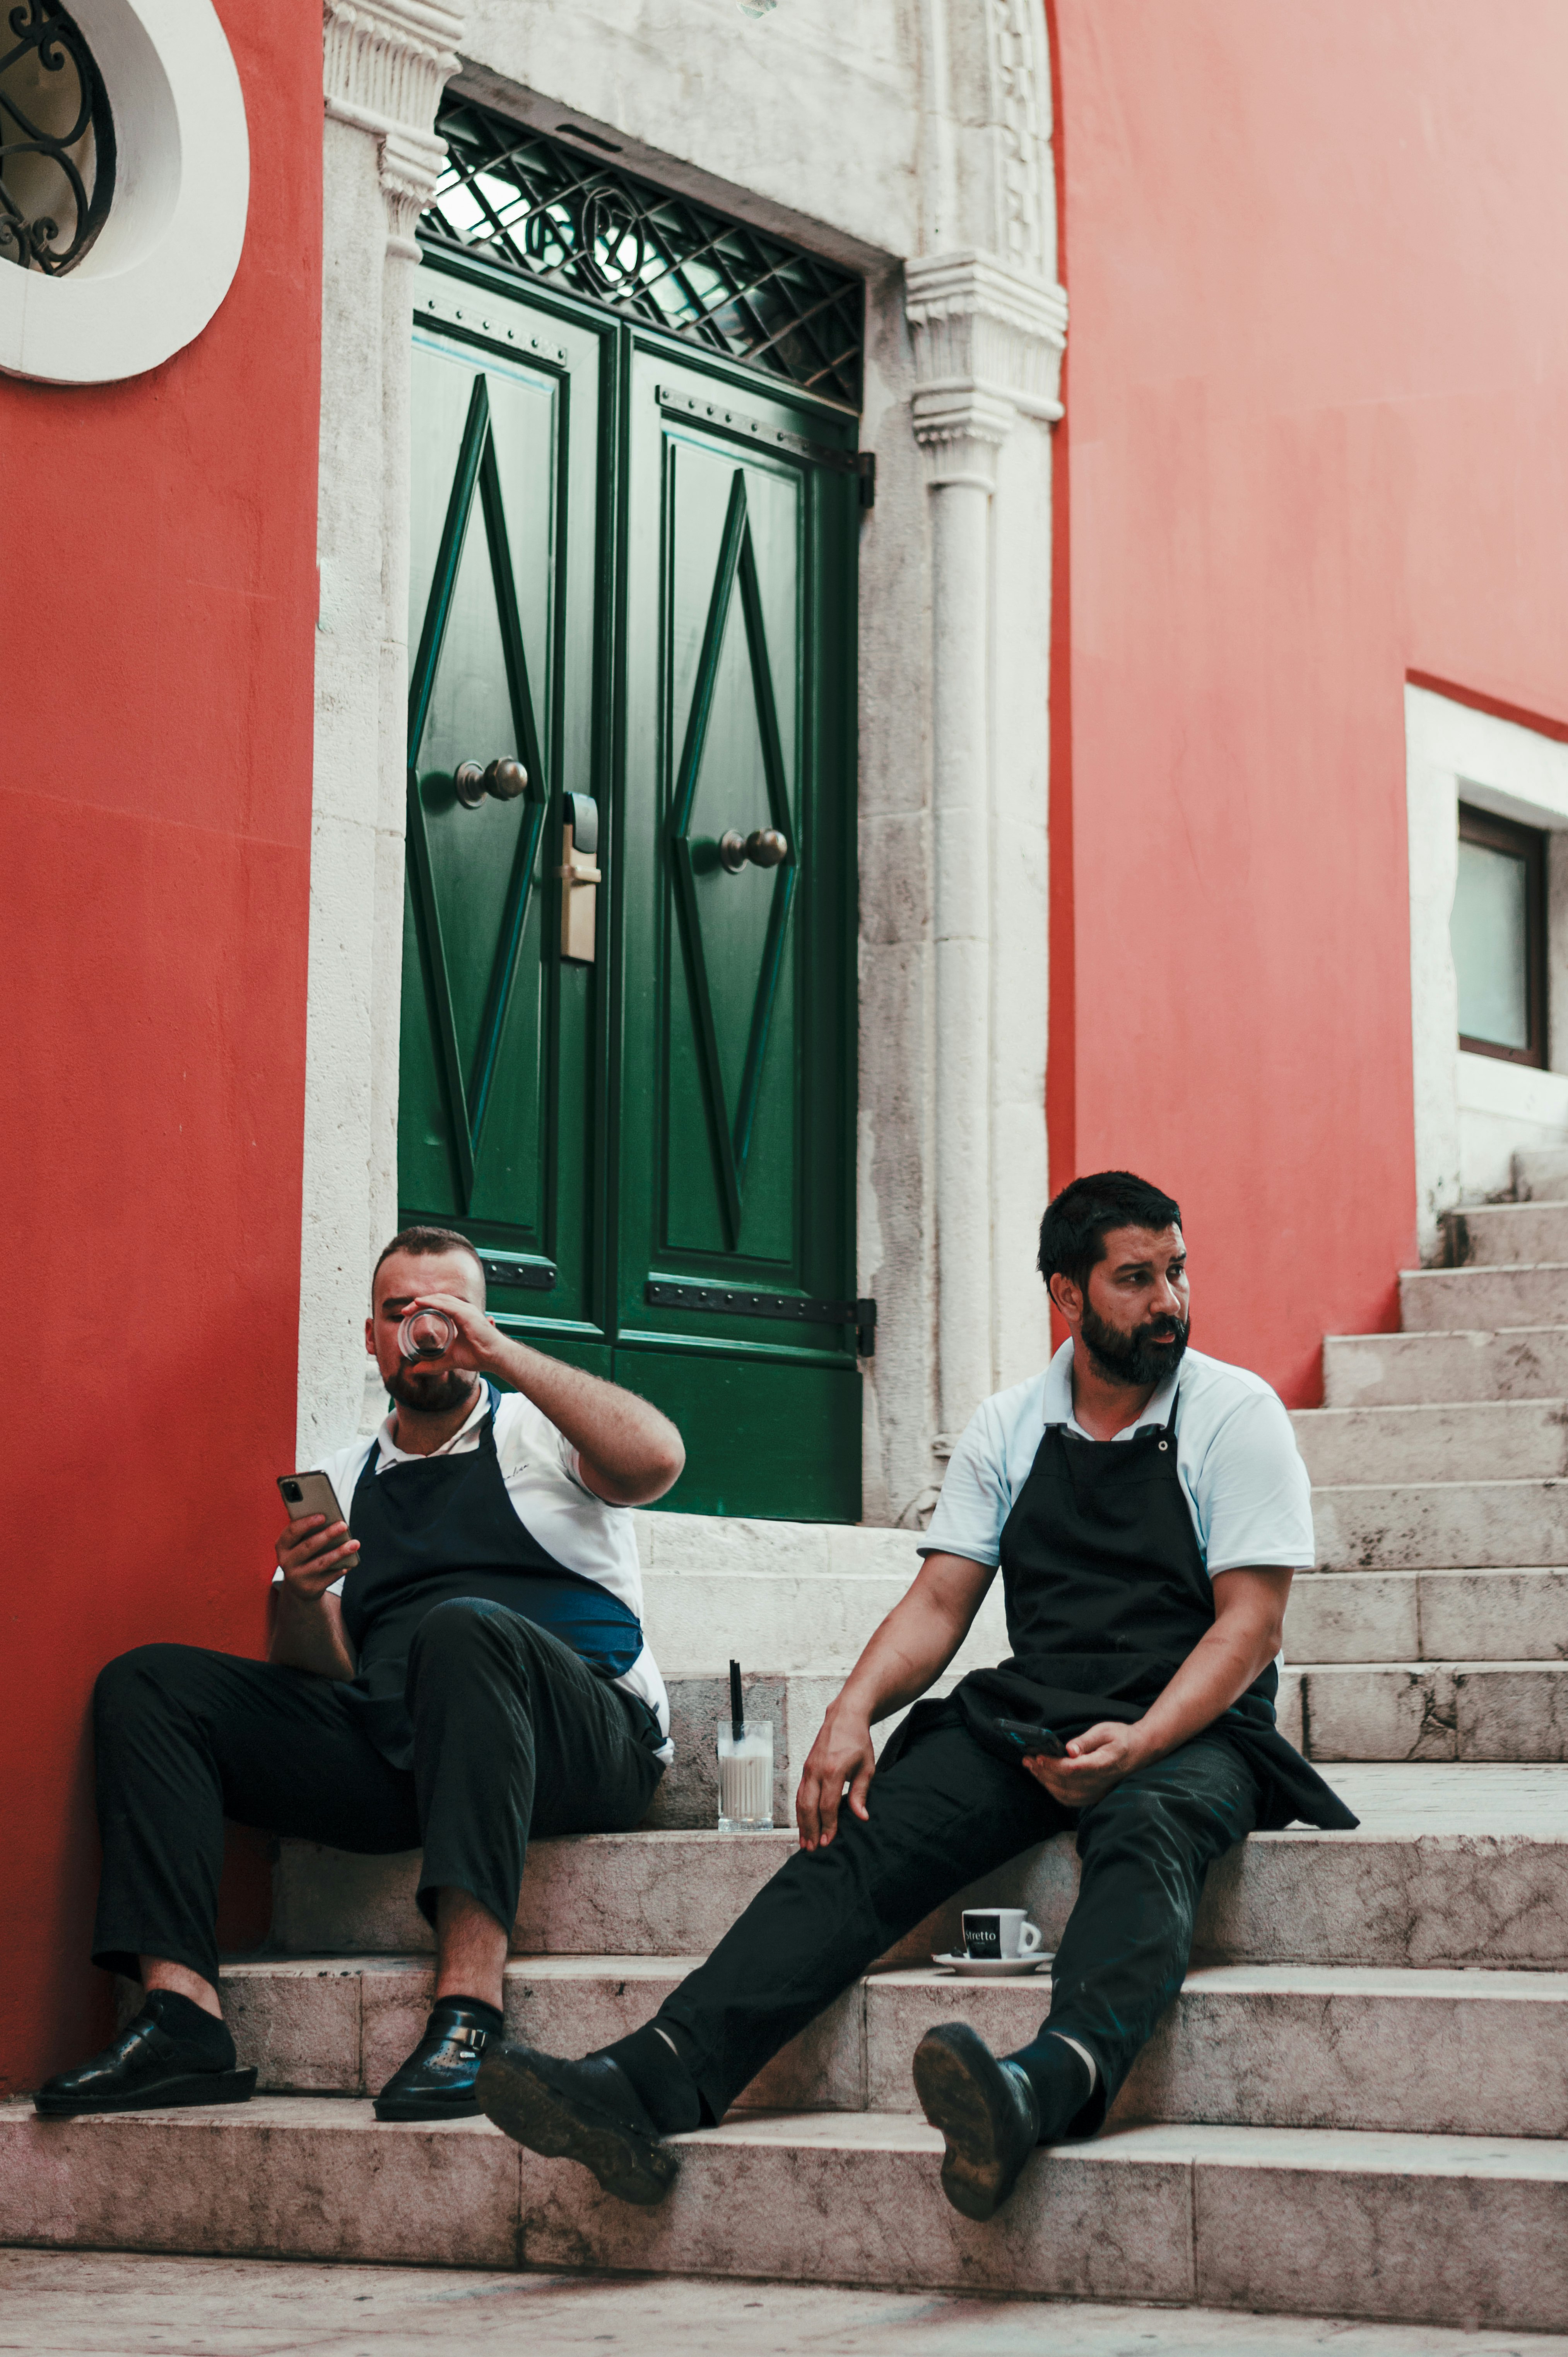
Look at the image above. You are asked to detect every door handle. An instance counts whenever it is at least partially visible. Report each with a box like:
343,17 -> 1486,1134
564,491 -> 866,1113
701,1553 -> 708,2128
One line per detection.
719,827 -> 789,872
454,757 -> 529,808
557,792 -> 601,963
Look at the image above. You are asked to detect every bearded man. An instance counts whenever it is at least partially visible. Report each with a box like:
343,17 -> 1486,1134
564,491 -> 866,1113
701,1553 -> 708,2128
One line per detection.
473,1170 -> 1355,2221
37,1226 -> 684,2124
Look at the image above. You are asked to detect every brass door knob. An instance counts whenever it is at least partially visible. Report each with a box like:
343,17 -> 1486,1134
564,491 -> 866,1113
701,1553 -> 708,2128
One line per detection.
719,827 -> 789,873
455,757 -> 529,808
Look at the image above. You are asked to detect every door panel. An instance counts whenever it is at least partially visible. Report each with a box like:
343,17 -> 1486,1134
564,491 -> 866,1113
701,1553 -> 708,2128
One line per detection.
616,354 -> 859,1519
399,284 -> 611,1335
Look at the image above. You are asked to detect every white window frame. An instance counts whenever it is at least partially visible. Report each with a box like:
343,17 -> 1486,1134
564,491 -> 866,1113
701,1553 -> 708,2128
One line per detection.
1406,681 -> 1568,1255
0,0 -> 248,386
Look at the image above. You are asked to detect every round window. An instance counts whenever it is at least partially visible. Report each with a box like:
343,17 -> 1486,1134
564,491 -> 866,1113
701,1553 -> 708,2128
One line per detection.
0,0 -> 115,276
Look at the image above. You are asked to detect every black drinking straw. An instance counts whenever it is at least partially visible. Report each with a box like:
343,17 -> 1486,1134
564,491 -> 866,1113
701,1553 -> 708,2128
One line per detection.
729,1658 -> 744,1741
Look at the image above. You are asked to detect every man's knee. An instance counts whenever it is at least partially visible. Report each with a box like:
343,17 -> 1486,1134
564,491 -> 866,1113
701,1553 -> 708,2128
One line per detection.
408,1595 -> 535,1686
93,1643 -> 213,1732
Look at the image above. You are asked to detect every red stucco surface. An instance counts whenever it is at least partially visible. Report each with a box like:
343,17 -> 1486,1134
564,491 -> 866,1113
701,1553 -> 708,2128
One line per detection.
1049,2 -> 1568,1403
0,5 -> 322,2092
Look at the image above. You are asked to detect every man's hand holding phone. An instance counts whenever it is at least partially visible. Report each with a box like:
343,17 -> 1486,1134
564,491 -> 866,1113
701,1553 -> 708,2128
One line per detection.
275,1474 -> 358,1601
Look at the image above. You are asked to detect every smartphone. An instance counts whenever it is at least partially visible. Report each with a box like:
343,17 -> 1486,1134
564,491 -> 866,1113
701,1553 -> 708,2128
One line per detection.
993,1715 -> 1067,1760
277,1470 -> 348,1530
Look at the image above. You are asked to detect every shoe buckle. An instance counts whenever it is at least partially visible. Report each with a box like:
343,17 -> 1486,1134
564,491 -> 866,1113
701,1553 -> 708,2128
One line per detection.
444,2023 -> 487,2052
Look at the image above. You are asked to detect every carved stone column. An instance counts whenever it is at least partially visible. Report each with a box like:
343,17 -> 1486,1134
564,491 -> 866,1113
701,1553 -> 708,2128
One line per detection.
907,251 -> 1067,1449
301,1 -> 463,1457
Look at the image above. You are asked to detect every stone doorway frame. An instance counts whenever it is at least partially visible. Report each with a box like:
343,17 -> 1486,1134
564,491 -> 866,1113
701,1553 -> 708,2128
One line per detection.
301,0 -> 1068,1529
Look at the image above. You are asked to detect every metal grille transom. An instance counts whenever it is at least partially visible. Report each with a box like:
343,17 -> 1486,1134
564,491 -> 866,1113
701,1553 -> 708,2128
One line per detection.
423,100 -> 863,411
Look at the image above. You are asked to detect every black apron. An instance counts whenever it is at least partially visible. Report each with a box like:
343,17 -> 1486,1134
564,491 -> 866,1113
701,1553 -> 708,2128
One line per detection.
337,1384 -> 646,1768
891,1393 -> 1356,1832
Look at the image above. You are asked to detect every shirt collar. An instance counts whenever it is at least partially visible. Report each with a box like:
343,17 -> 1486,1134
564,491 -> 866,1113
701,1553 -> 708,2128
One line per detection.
1042,1337 -> 1182,1442
376,1380 -> 490,1467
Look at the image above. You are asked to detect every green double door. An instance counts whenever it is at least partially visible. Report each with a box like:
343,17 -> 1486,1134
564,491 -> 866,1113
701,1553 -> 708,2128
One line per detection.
398,258 -> 860,1519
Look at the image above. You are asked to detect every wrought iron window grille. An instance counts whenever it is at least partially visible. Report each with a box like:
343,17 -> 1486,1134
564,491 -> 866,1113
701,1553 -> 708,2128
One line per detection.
0,0 -> 113,276
423,101 -> 863,412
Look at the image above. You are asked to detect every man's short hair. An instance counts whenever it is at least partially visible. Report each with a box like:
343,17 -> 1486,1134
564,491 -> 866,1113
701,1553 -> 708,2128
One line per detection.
372,1225 -> 486,1301
1037,1171 -> 1183,1292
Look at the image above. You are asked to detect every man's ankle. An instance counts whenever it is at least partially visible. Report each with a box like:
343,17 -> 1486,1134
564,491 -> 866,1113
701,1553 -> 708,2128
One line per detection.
140,1959 -> 222,2021
599,2022 -> 703,2134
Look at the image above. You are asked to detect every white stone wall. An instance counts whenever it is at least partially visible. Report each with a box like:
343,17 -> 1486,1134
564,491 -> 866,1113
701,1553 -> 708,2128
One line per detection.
301,0 -> 1067,1520
1406,683 -> 1568,1255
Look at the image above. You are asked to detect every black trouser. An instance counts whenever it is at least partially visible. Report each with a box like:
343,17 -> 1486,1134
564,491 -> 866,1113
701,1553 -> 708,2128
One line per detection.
91,1597 -> 664,1987
658,1715 -> 1259,2134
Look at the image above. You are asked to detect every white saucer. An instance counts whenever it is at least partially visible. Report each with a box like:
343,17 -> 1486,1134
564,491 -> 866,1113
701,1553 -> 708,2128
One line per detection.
932,1951 -> 1052,1978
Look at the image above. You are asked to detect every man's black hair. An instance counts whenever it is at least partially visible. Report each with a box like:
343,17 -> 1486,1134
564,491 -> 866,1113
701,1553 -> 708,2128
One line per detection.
1037,1171 -> 1183,1292
372,1224 -> 486,1300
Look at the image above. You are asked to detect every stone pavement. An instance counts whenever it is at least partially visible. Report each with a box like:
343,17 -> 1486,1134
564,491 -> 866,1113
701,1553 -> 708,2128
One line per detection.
5,2252 -> 1568,2357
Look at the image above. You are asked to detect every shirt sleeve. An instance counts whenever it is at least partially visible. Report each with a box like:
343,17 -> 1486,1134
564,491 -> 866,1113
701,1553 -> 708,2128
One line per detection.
920,1399 -> 1011,1567
1194,1388 -> 1316,1575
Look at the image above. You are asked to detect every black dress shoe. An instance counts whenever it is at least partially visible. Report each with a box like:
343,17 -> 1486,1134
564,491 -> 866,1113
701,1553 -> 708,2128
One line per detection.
912,2021 -> 1042,2221
373,1999 -> 497,2122
476,2043 -> 679,2206
34,2010 -> 256,2119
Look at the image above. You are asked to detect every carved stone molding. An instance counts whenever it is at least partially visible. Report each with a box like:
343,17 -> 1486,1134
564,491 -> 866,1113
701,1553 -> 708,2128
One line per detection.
906,248 -> 1068,478
323,0 -> 462,257
989,0 -> 1050,276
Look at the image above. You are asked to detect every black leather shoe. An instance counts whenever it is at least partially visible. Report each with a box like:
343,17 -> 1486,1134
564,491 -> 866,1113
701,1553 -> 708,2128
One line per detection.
476,2044 -> 679,2206
34,2011 -> 256,2119
373,1999 -> 497,2122
912,2021 -> 1041,2221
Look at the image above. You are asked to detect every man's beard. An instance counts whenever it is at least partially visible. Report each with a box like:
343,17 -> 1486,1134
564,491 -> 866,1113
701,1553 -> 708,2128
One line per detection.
1079,1300 -> 1190,1389
386,1361 -> 480,1417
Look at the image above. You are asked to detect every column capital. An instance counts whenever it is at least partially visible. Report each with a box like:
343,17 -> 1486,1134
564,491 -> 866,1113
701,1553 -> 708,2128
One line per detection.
323,0 -> 463,258
906,247 -> 1069,472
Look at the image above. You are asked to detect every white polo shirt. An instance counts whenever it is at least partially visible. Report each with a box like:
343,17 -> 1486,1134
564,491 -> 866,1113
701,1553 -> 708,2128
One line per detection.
279,1385 -> 672,1761
922,1340 -> 1314,1578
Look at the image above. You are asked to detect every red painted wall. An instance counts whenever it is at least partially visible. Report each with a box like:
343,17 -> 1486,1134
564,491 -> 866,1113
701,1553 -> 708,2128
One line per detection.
1050,2 -> 1568,1403
0,4 -> 321,2093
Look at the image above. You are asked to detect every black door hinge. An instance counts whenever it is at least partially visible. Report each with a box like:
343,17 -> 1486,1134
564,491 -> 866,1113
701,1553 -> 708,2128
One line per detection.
646,1282 -> 877,1356
480,1254 -> 556,1292
857,452 -> 876,509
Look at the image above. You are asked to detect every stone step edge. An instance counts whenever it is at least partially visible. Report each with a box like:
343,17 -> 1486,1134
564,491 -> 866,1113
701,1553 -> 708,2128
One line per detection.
1400,1265 -> 1568,1279
1312,1478 -> 1568,1496
213,1954 -> 1568,1998
1327,1323 -> 1568,1338
3,2100 -> 1566,2331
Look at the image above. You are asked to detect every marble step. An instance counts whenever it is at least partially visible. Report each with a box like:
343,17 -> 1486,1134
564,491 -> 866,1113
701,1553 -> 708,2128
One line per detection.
1513,1145 -> 1568,1202
1322,1325 -> 1568,1407
1286,1568 -> 1568,1662
1400,1265 -> 1568,1332
653,1652 -> 1568,1822
201,1953 -> 1568,2141
1312,1477 -> 1568,1569
1295,1662 -> 1568,1762
1441,1202 -> 1568,1266
270,1765 -> 1568,1970
1292,1400 -> 1568,1484
3,2100 -> 1565,2333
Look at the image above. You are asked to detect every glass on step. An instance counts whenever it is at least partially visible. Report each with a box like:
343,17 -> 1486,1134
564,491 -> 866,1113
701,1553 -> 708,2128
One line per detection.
717,1656 -> 774,1831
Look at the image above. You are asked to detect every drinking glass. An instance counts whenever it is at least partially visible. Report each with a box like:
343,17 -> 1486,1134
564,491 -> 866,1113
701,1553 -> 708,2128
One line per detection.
716,1720 -> 774,1831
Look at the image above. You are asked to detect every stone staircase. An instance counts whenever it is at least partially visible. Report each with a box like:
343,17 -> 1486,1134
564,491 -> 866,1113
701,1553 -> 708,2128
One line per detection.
7,1171 -> 1568,2330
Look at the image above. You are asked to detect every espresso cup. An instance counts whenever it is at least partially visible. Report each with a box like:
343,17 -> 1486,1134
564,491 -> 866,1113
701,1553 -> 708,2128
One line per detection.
962,1907 -> 1044,1961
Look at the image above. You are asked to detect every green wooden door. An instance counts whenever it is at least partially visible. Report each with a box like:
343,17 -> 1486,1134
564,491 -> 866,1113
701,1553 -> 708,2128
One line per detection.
400,282 -> 614,1369
400,265 -> 860,1515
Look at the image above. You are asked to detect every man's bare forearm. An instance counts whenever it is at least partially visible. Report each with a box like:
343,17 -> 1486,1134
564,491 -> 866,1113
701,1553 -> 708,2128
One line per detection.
832,1552 -> 996,1726
1129,1570 -> 1292,1768
267,1587 -> 356,1680
484,1334 -> 685,1504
